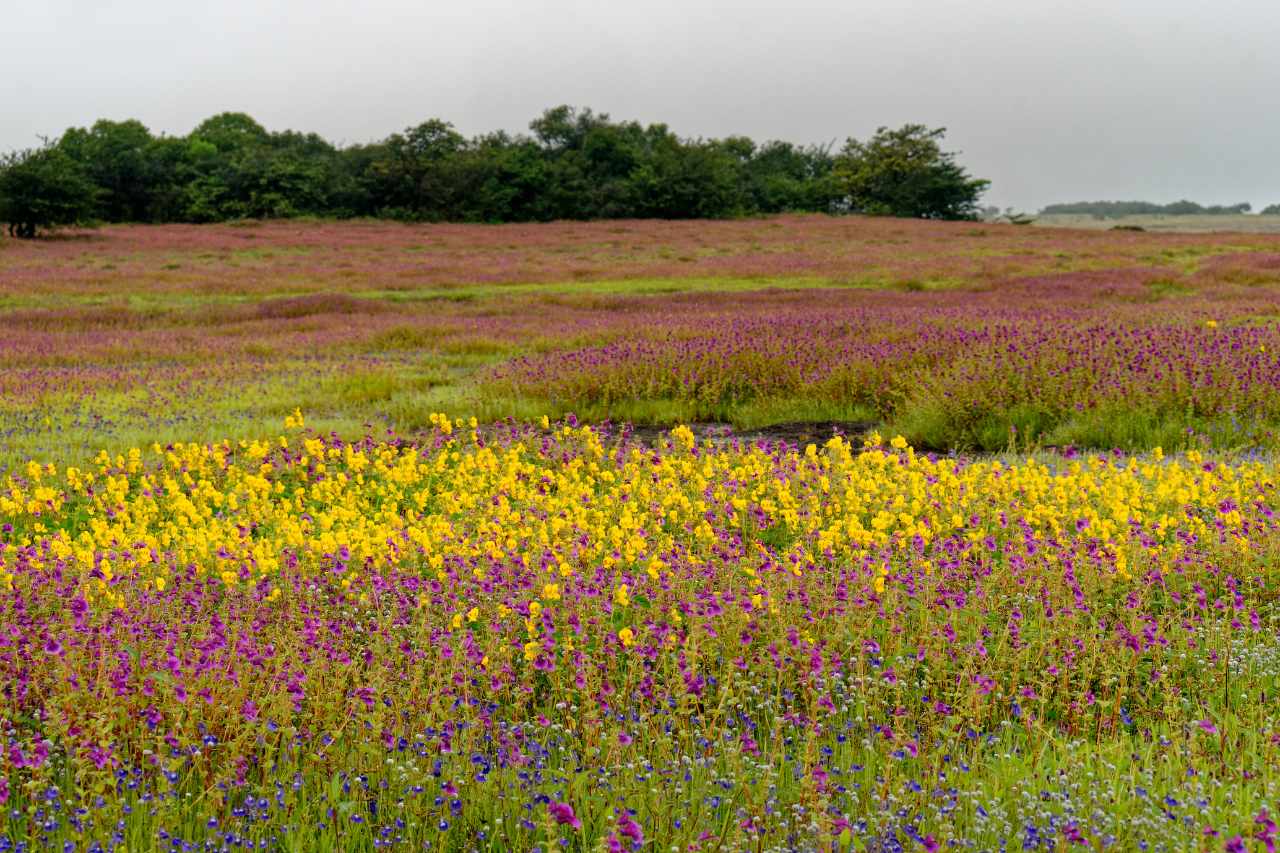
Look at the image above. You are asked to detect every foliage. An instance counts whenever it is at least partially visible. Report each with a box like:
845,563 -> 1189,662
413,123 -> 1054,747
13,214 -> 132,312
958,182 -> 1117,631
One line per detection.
0,145 -> 98,237
832,124 -> 989,220
1,109 -> 988,226
1262,203 -> 1280,216
1042,199 -> 1254,217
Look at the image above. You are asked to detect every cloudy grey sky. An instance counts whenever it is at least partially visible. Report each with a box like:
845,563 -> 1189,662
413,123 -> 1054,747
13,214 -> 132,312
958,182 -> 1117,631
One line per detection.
3,0 -> 1278,211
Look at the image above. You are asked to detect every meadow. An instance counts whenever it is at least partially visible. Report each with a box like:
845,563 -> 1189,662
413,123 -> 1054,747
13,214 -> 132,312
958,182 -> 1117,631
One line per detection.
1034,214 -> 1280,234
4,215 -> 1280,851
4,215 -> 1280,470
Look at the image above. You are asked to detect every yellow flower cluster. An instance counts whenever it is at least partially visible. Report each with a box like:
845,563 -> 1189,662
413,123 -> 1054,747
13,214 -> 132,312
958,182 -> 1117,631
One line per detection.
0,421 -> 1272,607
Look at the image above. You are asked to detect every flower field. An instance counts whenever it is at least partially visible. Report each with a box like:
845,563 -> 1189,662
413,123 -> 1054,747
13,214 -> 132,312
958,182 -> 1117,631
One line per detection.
4,216 -> 1280,467
4,216 -> 1280,850
4,418 -> 1280,850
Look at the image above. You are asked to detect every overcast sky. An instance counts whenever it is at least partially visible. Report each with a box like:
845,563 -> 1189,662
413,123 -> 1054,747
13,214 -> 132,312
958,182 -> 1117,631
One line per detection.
3,0 -> 1278,211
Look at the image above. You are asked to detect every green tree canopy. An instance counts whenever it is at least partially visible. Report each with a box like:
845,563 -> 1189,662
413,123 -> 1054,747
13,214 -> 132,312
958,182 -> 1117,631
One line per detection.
833,125 -> 988,220
1041,200 -> 1254,217
1,109 -> 992,228
0,145 -> 98,238
57,119 -> 156,221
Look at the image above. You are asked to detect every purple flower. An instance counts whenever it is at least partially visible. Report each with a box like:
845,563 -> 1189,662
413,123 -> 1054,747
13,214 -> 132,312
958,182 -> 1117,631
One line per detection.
617,811 -> 644,845
1257,808 -> 1277,852
548,801 -> 581,830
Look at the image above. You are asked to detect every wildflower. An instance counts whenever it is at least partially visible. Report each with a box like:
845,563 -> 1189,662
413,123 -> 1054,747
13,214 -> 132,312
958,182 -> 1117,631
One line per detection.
618,627 -> 635,648
617,811 -> 644,845
1256,809 -> 1277,852
547,801 -> 581,830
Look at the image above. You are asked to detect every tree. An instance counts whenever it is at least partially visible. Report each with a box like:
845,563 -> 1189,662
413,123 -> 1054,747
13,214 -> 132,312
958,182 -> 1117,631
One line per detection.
1,108 -> 995,226
1042,200 -> 1253,218
369,119 -> 470,220
629,134 -> 744,219
1262,204 -> 1280,216
190,112 -> 269,155
739,139 -> 838,213
833,125 -> 988,220
57,119 -> 157,221
0,144 -> 98,238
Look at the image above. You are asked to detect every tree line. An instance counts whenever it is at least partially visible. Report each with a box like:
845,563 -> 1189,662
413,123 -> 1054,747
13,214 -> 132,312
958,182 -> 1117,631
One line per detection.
1040,200 -> 1267,218
0,107 -> 989,236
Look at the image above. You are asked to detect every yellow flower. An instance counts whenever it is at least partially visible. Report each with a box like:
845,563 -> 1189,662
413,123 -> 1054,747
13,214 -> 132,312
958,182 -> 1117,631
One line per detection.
541,583 -> 561,601
617,627 -> 635,648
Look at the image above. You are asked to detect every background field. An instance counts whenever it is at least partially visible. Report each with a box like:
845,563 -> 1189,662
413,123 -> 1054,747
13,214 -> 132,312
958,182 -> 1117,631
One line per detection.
5,214 -> 1280,469
1035,213 -> 1280,233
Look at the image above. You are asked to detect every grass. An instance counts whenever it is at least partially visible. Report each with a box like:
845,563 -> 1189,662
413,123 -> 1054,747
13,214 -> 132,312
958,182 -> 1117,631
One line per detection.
1037,212 -> 1280,234
4,215 -> 1280,473
6,424 -> 1280,849
8,216 -> 1280,850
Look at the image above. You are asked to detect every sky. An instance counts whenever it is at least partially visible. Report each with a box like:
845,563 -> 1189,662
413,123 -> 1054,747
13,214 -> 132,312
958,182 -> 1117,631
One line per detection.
2,0 -> 1278,212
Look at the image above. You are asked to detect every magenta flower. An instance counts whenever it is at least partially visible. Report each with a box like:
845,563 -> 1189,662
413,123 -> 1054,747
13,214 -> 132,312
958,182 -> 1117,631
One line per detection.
617,811 -> 644,845
548,801 -> 582,830
1257,808 -> 1277,852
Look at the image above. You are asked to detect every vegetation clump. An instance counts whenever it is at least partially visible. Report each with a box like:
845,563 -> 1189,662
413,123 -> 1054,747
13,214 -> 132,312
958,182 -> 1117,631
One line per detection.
0,108 -> 990,234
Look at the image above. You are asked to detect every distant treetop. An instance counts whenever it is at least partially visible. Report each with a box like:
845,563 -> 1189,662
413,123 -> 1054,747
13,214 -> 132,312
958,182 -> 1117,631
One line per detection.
0,107 -> 989,236
1040,200 -> 1253,218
